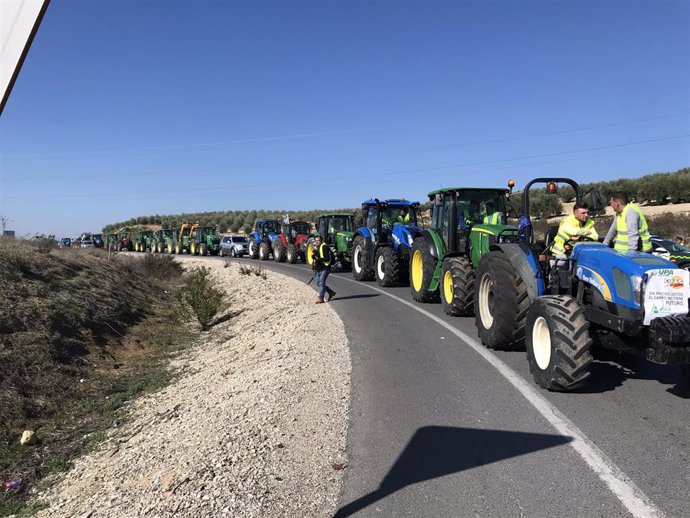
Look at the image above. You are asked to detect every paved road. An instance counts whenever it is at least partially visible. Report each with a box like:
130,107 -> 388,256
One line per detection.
210,255 -> 689,517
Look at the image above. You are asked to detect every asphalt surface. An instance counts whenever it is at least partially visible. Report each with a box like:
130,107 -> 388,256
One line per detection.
208,254 -> 689,518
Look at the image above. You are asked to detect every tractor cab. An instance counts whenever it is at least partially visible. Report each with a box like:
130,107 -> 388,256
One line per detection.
282,221 -> 310,243
306,214 -> 354,269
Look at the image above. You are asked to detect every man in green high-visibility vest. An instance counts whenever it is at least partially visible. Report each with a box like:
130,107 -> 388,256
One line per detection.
603,192 -> 652,253
482,202 -> 502,225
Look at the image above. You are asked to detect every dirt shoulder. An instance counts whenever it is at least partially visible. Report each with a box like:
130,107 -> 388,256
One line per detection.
35,258 -> 350,518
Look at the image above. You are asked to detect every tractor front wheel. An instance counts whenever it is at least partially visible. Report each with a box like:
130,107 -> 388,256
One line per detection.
248,238 -> 259,259
526,295 -> 593,391
259,242 -> 271,260
274,240 -> 286,262
409,237 -> 438,302
199,243 -> 208,256
287,244 -> 298,264
474,251 -> 529,350
441,256 -> 474,317
375,246 -> 400,287
175,242 -> 182,255
306,239 -> 315,266
352,236 -> 374,281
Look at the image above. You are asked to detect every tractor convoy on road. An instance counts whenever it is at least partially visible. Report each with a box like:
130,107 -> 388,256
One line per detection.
98,177 -> 690,391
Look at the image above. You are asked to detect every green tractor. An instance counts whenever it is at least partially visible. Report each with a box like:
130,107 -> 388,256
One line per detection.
306,213 -> 355,270
410,187 -> 518,316
189,226 -> 221,256
152,229 -> 175,254
173,223 -> 198,254
133,229 -> 154,252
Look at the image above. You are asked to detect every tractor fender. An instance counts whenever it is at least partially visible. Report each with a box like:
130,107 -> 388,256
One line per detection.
417,229 -> 445,260
391,226 -> 413,251
250,231 -> 261,244
279,234 -> 288,247
267,232 -> 279,245
354,227 -> 375,252
491,242 -> 545,300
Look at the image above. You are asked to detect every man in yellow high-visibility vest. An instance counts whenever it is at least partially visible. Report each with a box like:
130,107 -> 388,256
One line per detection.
603,192 -> 652,253
482,202 -> 502,225
550,202 -> 598,257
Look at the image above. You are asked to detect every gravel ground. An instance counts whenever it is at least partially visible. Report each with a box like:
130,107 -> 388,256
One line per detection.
35,258 -> 350,518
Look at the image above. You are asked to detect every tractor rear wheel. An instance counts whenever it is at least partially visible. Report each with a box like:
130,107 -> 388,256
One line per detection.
410,237 -> 438,302
274,240 -> 286,262
175,242 -> 182,254
259,242 -> 271,260
441,256 -> 474,317
199,243 -> 207,256
352,236 -> 374,281
526,295 -> 593,391
248,238 -> 259,259
474,251 -> 529,350
375,246 -> 400,287
287,244 -> 298,264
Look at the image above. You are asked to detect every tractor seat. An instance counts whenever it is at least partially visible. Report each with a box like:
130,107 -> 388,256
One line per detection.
543,226 -> 559,253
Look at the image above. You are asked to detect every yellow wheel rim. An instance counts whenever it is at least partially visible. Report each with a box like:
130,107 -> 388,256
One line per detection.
412,249 -> 424,291
307,243 -> 314,265
444,270 -> 454,304
191,243 -> 195,254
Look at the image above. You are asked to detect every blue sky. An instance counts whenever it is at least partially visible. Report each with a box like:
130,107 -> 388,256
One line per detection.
1,0 -> 688,238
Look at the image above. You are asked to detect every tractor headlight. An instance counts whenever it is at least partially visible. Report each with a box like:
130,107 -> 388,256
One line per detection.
631,275 -> 643,305
407,233 -> 414,245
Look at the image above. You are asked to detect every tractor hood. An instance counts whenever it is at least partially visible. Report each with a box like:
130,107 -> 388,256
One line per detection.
571,244 -> 679,310
392,224 -> 420,249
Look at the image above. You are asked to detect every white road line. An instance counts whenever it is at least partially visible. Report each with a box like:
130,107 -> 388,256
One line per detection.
332,275 -> 664,518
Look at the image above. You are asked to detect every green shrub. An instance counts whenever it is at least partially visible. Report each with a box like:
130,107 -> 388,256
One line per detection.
139,254 -> 184,280
177,267 -> 225,330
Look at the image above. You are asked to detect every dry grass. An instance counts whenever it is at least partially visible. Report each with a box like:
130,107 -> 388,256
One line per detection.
0,241 -> 188,515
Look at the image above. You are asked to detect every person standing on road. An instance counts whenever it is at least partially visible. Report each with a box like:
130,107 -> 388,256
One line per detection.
603,192 -> 652,253
311,235 -> 336,304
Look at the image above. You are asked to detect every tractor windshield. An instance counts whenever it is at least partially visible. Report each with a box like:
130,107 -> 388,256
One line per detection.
328,217 -> 353,233
386,205 -> 417,226
292,223 -> 310,236
263,221 -> 280,233
457,190 -> 507,227
162,229 -> 173,238
203,226 -> 217,236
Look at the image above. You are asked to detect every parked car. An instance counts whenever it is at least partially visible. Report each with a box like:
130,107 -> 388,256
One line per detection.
651,237 -> 690,270
220,235 -> 249,257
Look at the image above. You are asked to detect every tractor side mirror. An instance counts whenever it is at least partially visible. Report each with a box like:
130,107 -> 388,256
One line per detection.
588,189 -> 604,211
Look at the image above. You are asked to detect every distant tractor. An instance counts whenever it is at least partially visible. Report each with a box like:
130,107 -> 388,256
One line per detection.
248,219 -> 281,260
133,229 -> 154,252
190,226 -> 221,256
152,229 -> 175,254
410,187 -> 517,316
116,228 -> 134,251
306,213 -> 355,270
174,223 -> 198,254
273,221 -> 312,263
352,199 -> 421,286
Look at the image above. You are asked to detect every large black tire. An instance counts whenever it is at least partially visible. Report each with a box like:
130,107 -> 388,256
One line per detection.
287,243 -> 298,264
409,236 -> 438,302
474,251 -> 529,350
199,243 -> 208,256
525,295 -> 593,391
175,242 -> 183,255
375,246 -> 400,287
248,238 -> 259,259
352,235 -> 374,281
273,239 -> 286,262
440,256 -> 474,317
259,241 -> 271,260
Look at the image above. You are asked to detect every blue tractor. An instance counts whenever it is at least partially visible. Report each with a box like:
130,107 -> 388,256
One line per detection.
351,199 -> 421,286
474,178 -> 690,391
248,219 -> 281,260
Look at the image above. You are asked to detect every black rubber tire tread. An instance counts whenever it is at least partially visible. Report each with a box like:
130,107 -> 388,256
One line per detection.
474,251 -> 529,350
248,238 -> 259,259
525,295 -> 593,391
287,243 -> 298,264
199,243 -> 207,256
409,236 -> 439,303
352,235 -> 374,281
375,246 -> 400,287
175,242 -> 182,255
440,256 -> 474,317
274,239 -> 286,262
259,241 -> 271,260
